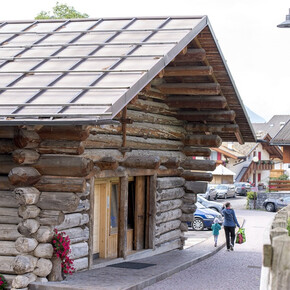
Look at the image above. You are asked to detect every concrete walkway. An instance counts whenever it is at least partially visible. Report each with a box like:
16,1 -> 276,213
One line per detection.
30,230 -> 227,290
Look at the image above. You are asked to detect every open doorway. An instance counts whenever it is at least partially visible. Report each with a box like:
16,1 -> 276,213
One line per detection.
93,176 -> 152,260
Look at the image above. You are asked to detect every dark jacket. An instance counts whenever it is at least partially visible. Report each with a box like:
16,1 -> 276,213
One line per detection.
222,208 -> 240,228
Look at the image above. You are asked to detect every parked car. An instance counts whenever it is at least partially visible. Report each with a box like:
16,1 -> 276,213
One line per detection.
189,202 -> 223,231
216,184 -> 236,199
197,194 -> 223,213
201,184 -> 218,201
263,196 -> 290,212
234,182 -> 251,196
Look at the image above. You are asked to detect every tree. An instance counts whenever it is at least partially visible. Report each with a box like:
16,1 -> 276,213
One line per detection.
35,2 -> 89,19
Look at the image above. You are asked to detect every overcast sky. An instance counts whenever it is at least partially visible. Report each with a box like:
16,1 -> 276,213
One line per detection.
1,0 -> 289,122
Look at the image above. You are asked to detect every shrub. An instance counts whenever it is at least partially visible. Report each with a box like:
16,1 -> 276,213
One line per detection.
247,191 -> 257,200
52,229 -> 75,275
287,218 -> 290,236
0,274 -> 8,290
278,174 -> 289,180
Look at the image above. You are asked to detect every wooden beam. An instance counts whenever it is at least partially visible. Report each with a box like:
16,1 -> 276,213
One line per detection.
0,127 -> 15,139
94,157 -> 119,171
12,149 -> 40,165
234,129 -> 244,145
120,155 -> 161,169
38,140 -> 85,155
165,95 -> 227,109
184,134 -> 222,148
34,176 -> 86,193
118,176 -> 128,258
164,66 -> 213,77
0,139 -> 16,154
127,98 -> 176,116
181,171 -> 213,182
180,158 -> 216,171
184,181 -> 208,194
8,167 -> 41,186
126,110 -> 183,126
177,110 -> 236,122
157,83 -> 221,96
85,134 -> 184,151
173,48 -> 206,62
148,174 -> 156,249
182,146 -> 211,157
33,156 -> 94,177
186,123 -> 239,133
121,107 -> 127,149
138,90 -> 166,101
37,125 -> 90,141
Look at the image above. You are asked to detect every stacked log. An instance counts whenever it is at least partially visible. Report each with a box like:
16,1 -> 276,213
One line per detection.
155,177 -> 185,249
0,76 -> 227,285
0,126 -> 92,289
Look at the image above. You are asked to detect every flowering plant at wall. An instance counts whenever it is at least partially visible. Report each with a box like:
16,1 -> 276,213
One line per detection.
0,274 -> 8,290
52,229 -> 75,275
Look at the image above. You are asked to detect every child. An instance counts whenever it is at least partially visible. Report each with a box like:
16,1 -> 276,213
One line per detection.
211,217 -> 221,247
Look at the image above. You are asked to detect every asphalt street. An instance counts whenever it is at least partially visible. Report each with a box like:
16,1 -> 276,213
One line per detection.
145,196 -> 275,290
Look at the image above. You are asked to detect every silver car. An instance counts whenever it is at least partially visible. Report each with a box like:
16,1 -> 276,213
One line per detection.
202,185 -> 218,201
216,184 -> 236,199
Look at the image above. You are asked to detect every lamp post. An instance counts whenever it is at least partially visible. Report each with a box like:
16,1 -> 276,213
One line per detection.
277,9 -> 290,28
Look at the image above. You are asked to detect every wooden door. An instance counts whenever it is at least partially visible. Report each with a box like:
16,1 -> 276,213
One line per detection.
134,176 -> 146,250
93,179 -> 119,259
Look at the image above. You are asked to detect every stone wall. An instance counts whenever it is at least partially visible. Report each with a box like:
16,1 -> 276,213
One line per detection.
249,192 -> 290,210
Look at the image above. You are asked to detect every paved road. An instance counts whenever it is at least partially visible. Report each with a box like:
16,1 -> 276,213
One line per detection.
145,198 -> 275,290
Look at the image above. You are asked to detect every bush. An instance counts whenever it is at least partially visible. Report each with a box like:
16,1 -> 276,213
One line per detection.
278,174 -> 289,180
287,218 -> 290,236
247,191 -> 257,200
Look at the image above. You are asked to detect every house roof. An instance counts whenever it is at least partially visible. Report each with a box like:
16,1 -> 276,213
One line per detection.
0,17 -> 255,143
253,115 -> 290,138
271,119 -> 290,146
212,145 -> 245,160
211,164 -> 236,176
226,133 -> 283,160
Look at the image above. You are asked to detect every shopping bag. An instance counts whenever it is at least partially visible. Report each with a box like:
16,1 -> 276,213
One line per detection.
236,228 -> 246,244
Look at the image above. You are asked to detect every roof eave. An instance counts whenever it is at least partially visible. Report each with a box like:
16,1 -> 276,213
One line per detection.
206,20 -> 256,143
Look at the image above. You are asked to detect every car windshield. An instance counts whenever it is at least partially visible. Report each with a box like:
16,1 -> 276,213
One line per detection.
196,202 -> 206,209
216,185 -> 227,190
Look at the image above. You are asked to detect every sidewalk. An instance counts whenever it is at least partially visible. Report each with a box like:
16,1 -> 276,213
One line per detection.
30,231 -> 227,290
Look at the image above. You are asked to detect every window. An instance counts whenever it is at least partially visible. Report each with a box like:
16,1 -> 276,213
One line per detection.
110,183 -> 119,234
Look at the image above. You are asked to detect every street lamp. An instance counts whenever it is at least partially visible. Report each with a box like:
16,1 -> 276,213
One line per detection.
277,9 -> 290,28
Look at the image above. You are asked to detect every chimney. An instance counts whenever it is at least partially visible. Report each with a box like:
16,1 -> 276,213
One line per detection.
280,122 -> 285,130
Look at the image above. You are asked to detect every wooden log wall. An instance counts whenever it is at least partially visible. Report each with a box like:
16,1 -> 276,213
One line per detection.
0,126 -> 92,288
0,43 -> 230,286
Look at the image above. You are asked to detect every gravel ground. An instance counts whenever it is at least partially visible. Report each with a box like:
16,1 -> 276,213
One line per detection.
145,209 -> 275,290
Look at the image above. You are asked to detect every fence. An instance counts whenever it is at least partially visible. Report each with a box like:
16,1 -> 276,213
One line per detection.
268,180 -> 290,192
260,204 -> 290,290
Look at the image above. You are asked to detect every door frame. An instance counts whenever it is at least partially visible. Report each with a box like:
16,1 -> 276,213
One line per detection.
90,173 -> 156,265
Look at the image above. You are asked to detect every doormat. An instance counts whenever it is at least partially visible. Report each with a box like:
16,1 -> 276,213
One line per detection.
107,262 -> 156,269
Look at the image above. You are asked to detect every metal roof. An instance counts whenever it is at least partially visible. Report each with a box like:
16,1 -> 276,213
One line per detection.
271,119 -> 290,146
0,16 -> 208,125
253,115 -> 290,138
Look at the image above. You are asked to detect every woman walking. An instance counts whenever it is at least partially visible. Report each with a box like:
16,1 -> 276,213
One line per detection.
222,202 -> 240,251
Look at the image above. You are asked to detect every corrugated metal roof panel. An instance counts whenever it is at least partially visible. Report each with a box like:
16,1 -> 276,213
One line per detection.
0,16 -> 207,124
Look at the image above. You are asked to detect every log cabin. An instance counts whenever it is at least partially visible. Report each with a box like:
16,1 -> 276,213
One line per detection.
0,16 -> 255,288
